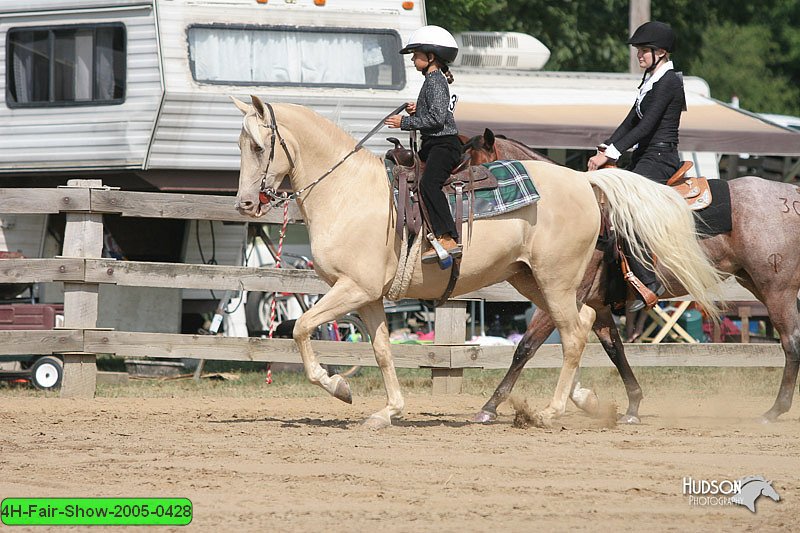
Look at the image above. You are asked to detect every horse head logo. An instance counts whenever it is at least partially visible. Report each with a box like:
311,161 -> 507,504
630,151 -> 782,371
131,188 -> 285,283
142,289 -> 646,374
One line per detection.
730,476 -> 781,513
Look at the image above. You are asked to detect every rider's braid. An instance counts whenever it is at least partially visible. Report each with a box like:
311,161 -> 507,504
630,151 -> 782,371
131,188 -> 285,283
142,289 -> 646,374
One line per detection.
440,63 -> 454,84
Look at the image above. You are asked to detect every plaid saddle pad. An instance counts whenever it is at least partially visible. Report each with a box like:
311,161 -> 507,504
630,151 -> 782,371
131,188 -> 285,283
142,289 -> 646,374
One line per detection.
387,159 -> 541,222
446,160 -> 540,220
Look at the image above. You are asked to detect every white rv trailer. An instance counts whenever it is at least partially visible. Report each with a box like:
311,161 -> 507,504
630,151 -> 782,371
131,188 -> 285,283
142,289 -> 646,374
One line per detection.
0,0 -> 425,184
0,0 -> 427,328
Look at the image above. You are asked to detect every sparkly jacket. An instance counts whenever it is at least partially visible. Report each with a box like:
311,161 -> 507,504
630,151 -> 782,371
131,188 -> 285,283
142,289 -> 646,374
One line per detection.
400,70 -> 458,139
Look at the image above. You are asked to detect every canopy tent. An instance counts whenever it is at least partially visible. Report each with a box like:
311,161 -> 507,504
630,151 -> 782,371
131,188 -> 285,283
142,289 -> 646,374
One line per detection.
453,71 -> 800,156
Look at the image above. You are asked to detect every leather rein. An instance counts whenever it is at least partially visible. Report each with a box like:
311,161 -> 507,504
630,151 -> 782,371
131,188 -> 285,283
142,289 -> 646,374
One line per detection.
257,102 -> 408,209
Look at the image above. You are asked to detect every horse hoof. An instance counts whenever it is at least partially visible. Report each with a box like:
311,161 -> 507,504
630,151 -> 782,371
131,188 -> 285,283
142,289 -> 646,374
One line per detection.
571,385 -> 600,416
472,410 -> 497,423
759,409 -> 781,424
532,411 -> 553,429
618,414 -> 641,425
332,376 -> 352,404
362,414 -> 391,429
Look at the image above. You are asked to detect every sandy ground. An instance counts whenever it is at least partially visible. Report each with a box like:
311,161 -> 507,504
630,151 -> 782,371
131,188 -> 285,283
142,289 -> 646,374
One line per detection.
1,388 -> 799,532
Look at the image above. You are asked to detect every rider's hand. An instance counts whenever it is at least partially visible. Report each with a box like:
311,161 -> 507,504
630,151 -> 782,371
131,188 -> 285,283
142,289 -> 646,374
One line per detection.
406,102 -> 417,115
384,115 -> 402,128
587,153 -> 609,171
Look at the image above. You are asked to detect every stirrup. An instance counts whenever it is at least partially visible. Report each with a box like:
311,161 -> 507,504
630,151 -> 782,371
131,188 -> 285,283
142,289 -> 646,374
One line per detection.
422,233 -> 450,264
421,248 -> 441,264
447,246 -> 462,259
421,247 -> 461,265
627,282 -> 665,313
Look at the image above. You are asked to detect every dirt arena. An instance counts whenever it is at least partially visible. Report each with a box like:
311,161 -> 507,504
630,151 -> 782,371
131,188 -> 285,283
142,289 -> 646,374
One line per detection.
1,376 -> 799,532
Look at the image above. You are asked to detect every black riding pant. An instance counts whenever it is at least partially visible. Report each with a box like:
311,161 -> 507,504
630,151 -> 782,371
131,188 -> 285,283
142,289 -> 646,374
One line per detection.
418,135 -> 462,239
631,144 -> 680,185
627,145 -> 681,285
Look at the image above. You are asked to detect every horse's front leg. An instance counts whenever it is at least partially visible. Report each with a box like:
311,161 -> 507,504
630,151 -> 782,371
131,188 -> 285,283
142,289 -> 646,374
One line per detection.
293,279 -> 374,403
473,308 -> 555,423
588,305 -> 643,423
357,299 -> 404,428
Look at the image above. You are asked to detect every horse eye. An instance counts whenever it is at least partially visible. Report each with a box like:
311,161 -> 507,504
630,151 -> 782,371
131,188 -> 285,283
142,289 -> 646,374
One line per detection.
251,142 -> 263,153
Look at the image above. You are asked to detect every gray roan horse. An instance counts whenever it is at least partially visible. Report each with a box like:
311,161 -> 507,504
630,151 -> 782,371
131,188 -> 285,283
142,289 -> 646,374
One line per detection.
233,96 -> 723,429
464,128 -> 800,424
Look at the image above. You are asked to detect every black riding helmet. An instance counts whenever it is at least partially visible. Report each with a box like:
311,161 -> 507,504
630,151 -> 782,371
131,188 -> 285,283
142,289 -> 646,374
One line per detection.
628,21 -> 675,86
627,21 -> 675,52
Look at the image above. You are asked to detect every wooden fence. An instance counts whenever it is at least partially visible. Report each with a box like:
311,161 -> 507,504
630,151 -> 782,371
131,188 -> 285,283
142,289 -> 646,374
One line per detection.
0,180 -> 784,398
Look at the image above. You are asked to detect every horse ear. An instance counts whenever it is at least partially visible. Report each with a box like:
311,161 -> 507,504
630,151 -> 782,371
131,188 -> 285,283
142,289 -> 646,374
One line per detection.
231,96 -> 250,116
250,95 -> 267,119
483,128 -> 495,148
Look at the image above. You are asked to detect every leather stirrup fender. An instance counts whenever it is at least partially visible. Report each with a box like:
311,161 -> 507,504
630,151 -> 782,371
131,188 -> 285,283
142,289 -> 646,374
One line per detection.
666,160 -> 694,186
618,244 -> 659,309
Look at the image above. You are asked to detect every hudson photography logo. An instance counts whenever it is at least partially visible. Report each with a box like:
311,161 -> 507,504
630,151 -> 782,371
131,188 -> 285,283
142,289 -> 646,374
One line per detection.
682,475 -> 781,512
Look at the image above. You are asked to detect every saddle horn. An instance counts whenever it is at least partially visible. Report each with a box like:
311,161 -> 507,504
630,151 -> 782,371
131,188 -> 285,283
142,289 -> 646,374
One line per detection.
387,137 -> 404,150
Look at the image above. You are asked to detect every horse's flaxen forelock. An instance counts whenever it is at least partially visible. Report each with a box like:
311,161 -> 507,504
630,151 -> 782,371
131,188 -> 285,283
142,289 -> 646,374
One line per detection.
243,114 -> 265,150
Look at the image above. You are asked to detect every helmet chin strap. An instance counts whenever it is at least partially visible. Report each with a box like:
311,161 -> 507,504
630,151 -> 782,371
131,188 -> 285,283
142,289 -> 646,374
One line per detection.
638,48 -> 666,88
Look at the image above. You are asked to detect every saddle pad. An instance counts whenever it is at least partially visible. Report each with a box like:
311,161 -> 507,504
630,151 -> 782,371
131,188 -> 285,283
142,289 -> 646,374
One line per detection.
447,160 -> 540,220
693,178 -> 732,237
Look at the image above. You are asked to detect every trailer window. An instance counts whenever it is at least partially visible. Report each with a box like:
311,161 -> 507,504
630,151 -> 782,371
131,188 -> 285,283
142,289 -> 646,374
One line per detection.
6,24 -> 125,107
188,25 -> 404,89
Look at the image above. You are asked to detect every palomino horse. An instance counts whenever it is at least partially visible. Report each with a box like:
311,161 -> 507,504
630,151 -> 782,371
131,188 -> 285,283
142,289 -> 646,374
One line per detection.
465,129 -> 800,424
232,96 -> 722,428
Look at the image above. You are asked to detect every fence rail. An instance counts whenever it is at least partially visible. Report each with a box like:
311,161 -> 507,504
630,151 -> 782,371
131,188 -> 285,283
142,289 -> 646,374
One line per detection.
0,180 -> 769,398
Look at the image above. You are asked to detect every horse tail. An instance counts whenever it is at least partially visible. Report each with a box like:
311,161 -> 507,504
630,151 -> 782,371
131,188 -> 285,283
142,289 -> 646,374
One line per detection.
586,168 -> 723,320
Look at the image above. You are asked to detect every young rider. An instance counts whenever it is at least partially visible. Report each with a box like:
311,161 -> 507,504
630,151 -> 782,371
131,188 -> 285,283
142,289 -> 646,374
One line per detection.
587,21 -> 686,312
385,25 -> 462,264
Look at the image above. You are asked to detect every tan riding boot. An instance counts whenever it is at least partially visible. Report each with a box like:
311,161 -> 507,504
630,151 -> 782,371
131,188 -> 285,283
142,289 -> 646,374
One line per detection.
421,234 -> 462,264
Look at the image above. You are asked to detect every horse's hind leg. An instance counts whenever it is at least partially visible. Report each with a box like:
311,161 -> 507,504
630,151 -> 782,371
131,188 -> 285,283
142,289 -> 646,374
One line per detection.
473,307 -> 556,423
538,300 -> 595,425
754,286 -> 800,422
473,304 -> 642,424
536,296 -> 596,427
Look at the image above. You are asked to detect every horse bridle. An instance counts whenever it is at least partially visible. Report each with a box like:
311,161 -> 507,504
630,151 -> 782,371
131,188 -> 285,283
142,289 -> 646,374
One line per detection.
257,103 -> 296,208
255,102 -> 408,210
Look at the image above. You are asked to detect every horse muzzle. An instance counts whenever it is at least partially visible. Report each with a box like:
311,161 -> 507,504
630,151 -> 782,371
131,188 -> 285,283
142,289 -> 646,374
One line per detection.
235,195 -> 264,218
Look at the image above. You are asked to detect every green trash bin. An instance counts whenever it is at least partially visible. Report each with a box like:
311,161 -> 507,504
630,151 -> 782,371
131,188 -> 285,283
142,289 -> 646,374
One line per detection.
678,308 -> 704,341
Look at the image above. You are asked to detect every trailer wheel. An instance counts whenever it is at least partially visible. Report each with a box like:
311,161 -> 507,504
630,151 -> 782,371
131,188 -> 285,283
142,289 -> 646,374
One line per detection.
30,356 -> 63,391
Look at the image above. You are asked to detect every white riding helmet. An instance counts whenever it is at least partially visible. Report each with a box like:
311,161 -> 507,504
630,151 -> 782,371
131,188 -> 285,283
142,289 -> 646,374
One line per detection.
399,25 -> 459,64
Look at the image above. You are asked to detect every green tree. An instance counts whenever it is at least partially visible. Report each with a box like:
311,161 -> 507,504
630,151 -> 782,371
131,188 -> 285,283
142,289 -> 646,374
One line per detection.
426,0 -> 630,71
687,23 -> 800,114
426,0 -> 800,115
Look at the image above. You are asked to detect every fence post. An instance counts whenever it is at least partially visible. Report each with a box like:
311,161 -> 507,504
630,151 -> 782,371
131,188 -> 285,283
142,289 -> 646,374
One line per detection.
431,300 -> 467,394
59,179 -> 103,398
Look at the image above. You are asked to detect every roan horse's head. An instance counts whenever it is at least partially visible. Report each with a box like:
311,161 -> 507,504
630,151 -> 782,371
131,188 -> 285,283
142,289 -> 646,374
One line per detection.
462,128 -> 556,166
460,128 -> 498,166
231,95 -> 296,217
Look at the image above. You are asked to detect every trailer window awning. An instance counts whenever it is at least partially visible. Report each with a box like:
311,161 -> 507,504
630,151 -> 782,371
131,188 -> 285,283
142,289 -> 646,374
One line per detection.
455,96 -> 800,156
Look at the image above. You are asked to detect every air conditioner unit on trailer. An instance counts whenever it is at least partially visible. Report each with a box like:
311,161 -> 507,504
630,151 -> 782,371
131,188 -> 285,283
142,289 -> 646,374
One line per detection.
453,31 -> 551,70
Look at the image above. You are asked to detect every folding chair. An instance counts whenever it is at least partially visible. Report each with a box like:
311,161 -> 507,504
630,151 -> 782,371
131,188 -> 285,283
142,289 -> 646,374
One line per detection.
637,300 -> 698,343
